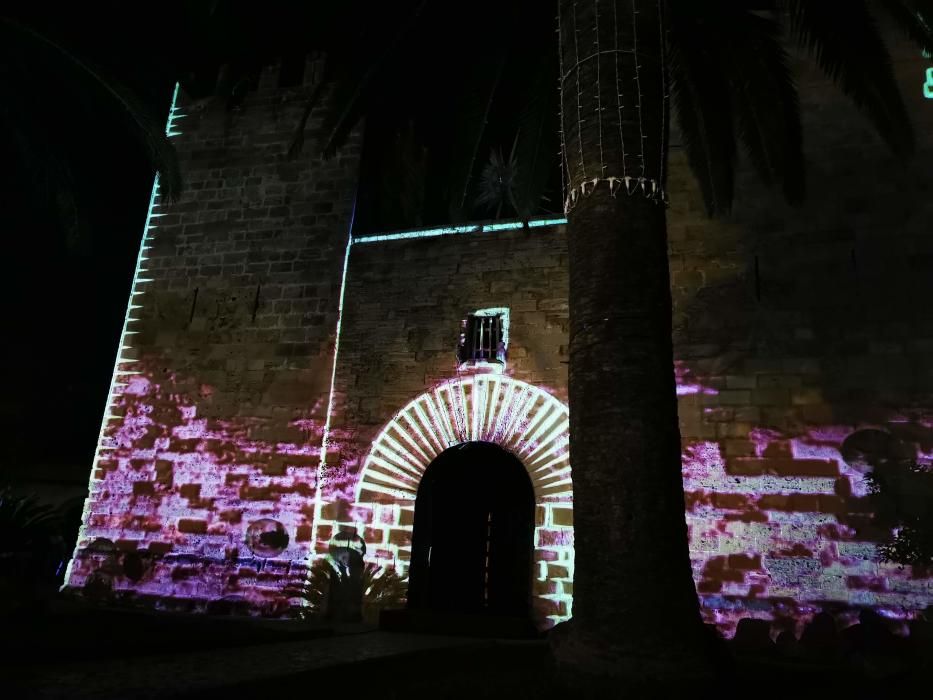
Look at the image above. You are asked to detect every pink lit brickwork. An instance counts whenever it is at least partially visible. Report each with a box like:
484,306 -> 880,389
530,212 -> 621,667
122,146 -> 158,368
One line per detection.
65,40 -> 933,637
680,407 -> 933,637
63,60 -> 362,614
66,365 -> 323,613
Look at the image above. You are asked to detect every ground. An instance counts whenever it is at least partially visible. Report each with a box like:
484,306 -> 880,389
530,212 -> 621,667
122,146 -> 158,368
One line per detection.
4,601 -> 930,699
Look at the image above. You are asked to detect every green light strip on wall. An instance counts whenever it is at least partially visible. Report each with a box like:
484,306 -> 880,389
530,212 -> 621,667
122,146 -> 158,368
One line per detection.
352,217 -> 568,245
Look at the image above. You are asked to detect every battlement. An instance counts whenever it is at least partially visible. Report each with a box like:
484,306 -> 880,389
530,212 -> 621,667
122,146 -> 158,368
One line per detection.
171,52 -> 351,163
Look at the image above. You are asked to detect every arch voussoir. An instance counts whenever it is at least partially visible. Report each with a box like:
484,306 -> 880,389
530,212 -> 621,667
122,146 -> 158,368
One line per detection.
349,375 -> 575,629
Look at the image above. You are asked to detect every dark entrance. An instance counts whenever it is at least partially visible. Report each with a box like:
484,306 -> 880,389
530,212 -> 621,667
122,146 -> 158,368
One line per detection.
407,441 -> 535,617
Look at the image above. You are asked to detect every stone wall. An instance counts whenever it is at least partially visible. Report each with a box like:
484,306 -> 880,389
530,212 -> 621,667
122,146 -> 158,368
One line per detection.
322,226 -> 573,627
668,38 -> 933,634
318,34 -> 933,634
64,58 -> 361,613
64,32 -> 933,634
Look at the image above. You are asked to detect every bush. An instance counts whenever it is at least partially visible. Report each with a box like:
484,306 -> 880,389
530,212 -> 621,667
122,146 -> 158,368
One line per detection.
288,558 -> 407,624
866,463 -> 933,567
0,486 -> 69,615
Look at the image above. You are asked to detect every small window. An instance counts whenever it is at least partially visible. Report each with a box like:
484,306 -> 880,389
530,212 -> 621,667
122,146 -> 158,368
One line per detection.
458,313 -> 506,364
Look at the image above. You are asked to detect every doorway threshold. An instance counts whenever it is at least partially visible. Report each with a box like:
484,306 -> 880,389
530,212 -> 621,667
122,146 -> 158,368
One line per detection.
379,608 -> 541,640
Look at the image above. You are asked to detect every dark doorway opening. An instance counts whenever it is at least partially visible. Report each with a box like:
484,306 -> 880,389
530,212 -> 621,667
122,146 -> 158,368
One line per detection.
407,441 -> 535,618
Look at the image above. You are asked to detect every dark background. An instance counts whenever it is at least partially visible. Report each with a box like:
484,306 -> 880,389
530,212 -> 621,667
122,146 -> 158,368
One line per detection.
0,1 -> 561,493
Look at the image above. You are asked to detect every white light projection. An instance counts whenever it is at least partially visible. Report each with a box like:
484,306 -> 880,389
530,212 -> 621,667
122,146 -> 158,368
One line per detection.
63,83 -> 185,588
352,217 -> 568,245
345,375 -> 575,628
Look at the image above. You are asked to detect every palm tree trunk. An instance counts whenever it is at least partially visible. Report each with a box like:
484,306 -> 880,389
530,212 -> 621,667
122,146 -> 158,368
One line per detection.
555,0 -> 709,681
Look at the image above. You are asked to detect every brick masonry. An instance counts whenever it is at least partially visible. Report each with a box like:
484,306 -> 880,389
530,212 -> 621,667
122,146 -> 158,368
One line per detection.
667,37 -> 933,634
64,57 -> 361,614
323,228 -> 573,627
66,35 -> 933,635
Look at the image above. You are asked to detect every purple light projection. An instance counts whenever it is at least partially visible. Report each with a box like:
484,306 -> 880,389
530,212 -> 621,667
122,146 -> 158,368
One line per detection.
67,350 -> 933,634
61,89 -> 932,634
65,365 -> 325,614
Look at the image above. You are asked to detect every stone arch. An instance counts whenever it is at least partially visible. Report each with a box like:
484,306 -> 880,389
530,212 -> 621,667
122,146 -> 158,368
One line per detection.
354,375 -> 574,628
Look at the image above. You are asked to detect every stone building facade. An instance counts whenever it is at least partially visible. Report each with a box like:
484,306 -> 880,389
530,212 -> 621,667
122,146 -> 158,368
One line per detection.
64,40 -> 933,635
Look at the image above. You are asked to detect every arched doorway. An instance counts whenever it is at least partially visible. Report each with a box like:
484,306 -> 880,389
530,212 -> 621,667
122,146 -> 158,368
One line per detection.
340,375 -> 575,629
407,442 -> 535,617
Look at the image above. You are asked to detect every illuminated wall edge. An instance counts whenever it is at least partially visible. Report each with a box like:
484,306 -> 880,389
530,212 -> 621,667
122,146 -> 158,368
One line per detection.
62,82 -> 184,589
306,199 -> 356,600
351,217 -> 568,245
319,219 -> 571,627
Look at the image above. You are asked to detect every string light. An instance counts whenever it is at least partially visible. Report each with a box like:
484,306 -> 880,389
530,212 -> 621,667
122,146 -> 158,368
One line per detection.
631,0 -> 646,180
557,8 -> 572,210
561,0 -> 666,212
613,0 -> 627,183
594,0 -> 605,174
658,0 -> 668,188
572,3 -> 588,184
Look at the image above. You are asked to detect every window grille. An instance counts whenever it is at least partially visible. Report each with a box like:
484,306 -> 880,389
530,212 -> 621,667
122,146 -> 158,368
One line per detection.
459,314 -> 506,364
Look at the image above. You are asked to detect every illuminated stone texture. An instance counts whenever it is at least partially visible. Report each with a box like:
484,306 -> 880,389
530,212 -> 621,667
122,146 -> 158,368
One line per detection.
64,59 -> 361,613
65,36 -> 933,635
665,33 -> 933,636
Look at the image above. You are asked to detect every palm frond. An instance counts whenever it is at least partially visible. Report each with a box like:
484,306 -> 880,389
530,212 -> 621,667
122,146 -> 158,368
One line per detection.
445,50 -> 508,222
475,142 -> 520,217
0,486 -> 61,553
318,1 -> 429,159
916,0 -> 933,24
285,558 -> 407,622
361,562 -> 407,611
286,54 -> 334,160
871,0 -> 933,57
716,6 -> 806,203
667,5 -> 737,215
509,47 -> 560,220
779,0 -> 914,157
0,17 -> 182,201
376,121 -> 428,227
284,558 -> 333,613
0,47 -> 88,248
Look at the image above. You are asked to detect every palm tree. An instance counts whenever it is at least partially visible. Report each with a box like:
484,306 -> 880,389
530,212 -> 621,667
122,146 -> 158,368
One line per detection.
554,0 -> 933,681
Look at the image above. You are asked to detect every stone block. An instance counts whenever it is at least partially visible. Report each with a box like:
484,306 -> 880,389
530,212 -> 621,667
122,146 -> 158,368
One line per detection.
550,507 -> 573,527
179,484 -> 201,500
177,519 -> 208,534
717,390 -> 752,406
723,439 -> 756,457
752,389 -> 791,406
132,481 -> 156,496
725,375 -> 757,390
